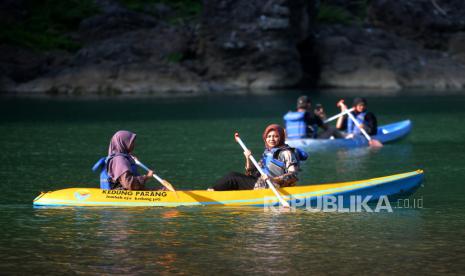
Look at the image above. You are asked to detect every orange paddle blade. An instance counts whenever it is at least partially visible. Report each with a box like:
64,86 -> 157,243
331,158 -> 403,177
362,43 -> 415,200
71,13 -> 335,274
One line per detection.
161,180 -> 176,192
369,139 -> 383,148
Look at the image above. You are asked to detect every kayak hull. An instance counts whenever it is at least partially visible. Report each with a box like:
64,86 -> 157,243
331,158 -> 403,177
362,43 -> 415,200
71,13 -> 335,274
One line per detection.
33,170 -> 424,208
286,120 -> 412,150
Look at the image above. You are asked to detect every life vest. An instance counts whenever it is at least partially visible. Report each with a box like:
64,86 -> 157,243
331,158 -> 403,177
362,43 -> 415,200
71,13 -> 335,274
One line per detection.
92,153 -> 138,189
284,111 -> 318,138
347,111 -> 366,134
261,146 -> 308,177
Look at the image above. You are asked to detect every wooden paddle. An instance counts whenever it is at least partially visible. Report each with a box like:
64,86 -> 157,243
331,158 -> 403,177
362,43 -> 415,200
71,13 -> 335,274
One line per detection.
234,133 -> 290,208
338,101 -> 383,147
133,158 -> 178,193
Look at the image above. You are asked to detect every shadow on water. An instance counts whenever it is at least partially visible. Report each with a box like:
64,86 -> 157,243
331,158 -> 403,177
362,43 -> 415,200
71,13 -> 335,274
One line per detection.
0,91 -> 308,123
2,90 -> 465,123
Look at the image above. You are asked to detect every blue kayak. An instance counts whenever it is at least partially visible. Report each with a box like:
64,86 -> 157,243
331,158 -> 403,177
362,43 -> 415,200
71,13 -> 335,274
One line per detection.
286,120 -> 412,150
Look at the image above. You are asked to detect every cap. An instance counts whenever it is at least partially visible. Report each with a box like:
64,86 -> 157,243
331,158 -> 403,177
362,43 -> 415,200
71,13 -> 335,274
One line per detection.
352,97 -> 367,106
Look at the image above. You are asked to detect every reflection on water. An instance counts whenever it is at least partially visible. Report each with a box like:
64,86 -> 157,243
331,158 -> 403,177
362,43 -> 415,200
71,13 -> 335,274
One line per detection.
301,144 -> 415,185
1,205 -> 462,274
333,144 -> 413,176
334,148 -> 374,175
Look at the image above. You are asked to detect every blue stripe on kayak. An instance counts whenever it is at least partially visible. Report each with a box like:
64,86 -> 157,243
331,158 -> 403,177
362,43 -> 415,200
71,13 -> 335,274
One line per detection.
290,171 -> 420,200
34,171 -> 421,207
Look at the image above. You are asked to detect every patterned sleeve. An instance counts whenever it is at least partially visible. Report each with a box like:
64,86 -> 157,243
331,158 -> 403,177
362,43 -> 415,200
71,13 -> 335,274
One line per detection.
272,150 -> 299,187
245,160 -> 261,178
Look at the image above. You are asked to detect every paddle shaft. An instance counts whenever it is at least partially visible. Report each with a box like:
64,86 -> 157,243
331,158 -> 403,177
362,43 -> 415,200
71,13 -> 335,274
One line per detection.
234,134 -> 290,208
324,107 -> 354,123
135,160 -> 165,183
133,158 -> 178,194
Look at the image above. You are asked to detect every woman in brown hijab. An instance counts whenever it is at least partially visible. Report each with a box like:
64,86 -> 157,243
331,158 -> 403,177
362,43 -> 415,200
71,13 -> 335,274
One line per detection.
106,130 -> 154,190
210,124 -> 300,191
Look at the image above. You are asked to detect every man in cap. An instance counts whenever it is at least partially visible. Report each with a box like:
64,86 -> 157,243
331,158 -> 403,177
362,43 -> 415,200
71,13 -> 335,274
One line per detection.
284,96 -> 342,139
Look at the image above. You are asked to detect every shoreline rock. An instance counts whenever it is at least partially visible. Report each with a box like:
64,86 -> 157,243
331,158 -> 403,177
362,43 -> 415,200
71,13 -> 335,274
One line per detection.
315,25 -> 465,91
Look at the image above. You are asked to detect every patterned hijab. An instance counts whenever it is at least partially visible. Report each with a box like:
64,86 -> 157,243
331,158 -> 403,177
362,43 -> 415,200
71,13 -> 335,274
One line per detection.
107,130 -> 136,181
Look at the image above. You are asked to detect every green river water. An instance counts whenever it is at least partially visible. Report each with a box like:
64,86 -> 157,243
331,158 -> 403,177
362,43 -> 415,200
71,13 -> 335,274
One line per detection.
0,91 -> 464,274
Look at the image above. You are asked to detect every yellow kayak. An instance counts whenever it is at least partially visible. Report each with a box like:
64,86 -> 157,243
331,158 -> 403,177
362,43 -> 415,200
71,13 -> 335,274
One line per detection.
33,170 -> 423,207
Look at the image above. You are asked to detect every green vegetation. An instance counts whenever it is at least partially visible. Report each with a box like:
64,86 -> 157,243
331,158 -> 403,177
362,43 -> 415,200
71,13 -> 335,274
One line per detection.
166,52 -> 184,63
0,26 -> 81,52
351,0 -> 370,21
119,0 -> 202,25
0,0 -> 99,52
316,0 -> 369,25
317,3 -> 353,25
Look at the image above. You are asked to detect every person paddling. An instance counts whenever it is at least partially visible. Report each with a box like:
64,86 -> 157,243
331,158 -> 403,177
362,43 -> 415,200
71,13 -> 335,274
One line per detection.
314,103 -> 326,121
209,124 -> 305,191
284,96 -> 343,139
284,96 -> 322,139
313,103 -> 344,139
94,130 -> 154,190
336,98 -> 378,139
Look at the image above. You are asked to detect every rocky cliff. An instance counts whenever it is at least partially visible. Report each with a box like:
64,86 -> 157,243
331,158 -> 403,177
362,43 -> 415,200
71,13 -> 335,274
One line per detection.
316,0 -> 465,91
2,0 -> 465,94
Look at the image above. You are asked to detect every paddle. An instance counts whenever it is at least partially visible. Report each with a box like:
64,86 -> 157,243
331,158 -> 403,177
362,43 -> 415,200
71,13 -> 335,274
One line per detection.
337,101 -> 383,148
324,107 -> 355,124
234,133 -> 290,208
133,158 -> 178,193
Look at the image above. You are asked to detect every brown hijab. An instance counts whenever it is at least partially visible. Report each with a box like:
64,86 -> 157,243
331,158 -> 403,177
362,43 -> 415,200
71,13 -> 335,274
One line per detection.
107,130 -> 137,181
262,124 -> 285,149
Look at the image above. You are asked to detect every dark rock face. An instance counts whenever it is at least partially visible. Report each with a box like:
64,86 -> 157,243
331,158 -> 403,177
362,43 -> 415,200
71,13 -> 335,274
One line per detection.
368,0 -> 465,50
315,25 -> 465,91
0,0 -> 26,24
308,0 -> 465,92
199,0 -> 310,89
79,9 -> 158,42
3,0 -> 465,94
4,0 -> 315,93
0,46 -> 45,83
6,0 -> 201,93
14,23 -> 201,93
448,32 -> 465,62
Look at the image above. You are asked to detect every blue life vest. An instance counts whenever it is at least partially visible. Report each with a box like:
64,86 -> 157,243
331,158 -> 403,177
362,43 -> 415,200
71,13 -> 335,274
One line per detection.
261,146 -> 308,177
347,112 -> 366,134
284,111 -> 318,138
92,153 -> 138,190
284,111 -> 306,139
